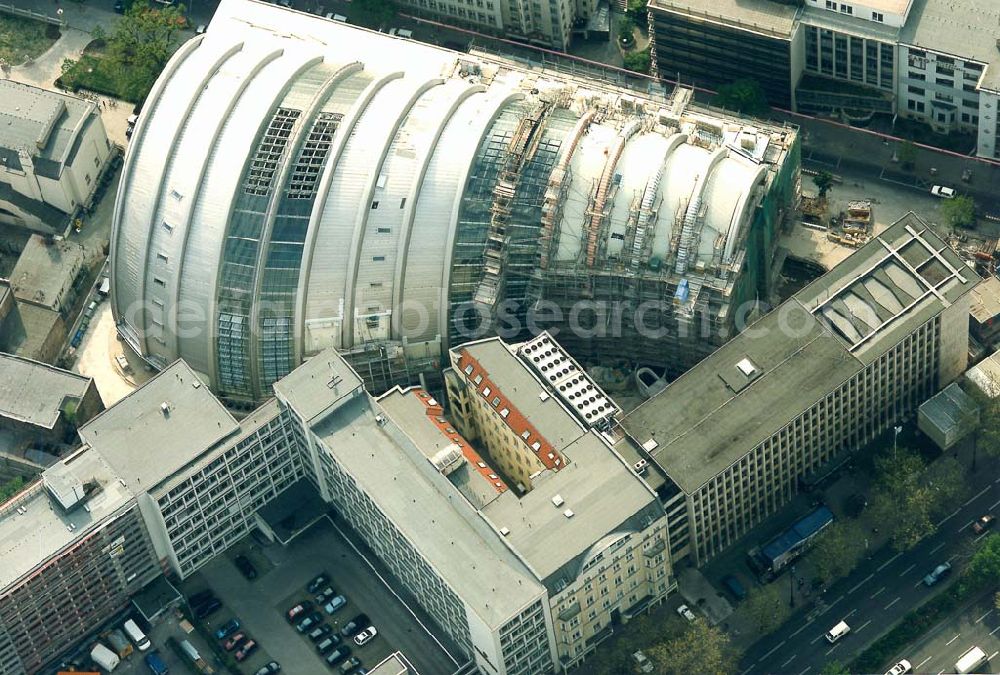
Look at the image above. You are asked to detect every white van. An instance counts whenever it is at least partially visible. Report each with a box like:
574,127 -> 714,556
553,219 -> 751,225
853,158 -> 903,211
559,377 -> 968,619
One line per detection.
389,28 -> 413,38
824,620 -> 850,643
329,13 -> 347,21
954,646 -> 987,674
122,619 -> 151,651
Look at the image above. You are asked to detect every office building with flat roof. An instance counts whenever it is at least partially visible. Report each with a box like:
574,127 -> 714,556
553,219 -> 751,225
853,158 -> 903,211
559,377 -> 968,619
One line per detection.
619,213 -> 979,564
648,0 -> 1000,158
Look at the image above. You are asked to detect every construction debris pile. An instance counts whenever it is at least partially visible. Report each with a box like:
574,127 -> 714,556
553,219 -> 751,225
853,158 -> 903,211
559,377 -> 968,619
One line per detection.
826,200 -> 872,249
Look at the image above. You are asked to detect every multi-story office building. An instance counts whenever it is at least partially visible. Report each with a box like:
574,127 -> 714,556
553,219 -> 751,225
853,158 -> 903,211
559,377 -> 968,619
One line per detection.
618,213 -> 979,564
0,447 -> 161,674
648,0 -> 1000,158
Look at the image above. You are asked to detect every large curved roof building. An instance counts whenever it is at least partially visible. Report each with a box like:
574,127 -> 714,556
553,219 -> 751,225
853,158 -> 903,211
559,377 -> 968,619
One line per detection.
112,0 -> 799,402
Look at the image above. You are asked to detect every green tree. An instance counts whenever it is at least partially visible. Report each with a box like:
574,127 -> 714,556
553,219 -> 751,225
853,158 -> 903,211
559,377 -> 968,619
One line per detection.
713,79 -> 769,117
870,447 -> 942,551
812,171 -> 835,199
626,0 -> 648,23
899,140 -> 917,170
647,618 -> 736,675
743,583 -> 791,635
819,661 -> 851,675
922,456 -> 969,516
0,476 -> 25,503
100,1 -> 187,101
942,194 -> 976,229
966,534 -> 1000,586
974,392 -> 1000,459
352,0 -> 397,30
811,520 -> 867,584
623,48 -> 651,74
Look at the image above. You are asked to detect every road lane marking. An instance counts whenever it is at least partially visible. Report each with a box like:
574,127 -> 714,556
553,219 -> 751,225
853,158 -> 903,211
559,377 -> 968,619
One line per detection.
900,563 -> 916,576
936,669 -> 945,675
990,497 -> 1000,510
885,597 -> 901,610
959,519 -> 974,532
810,633 -> 824,644
825,643 -> 841,656
948,554 -> 958,563
789,621 -> 813,639
844,609 -> 858,620
936,508 -> 961,526
740,668 -> 754,675
877,553 -> 901,571
976,609 -> 993,624
870,586 -> 886,599
930,542 -> 946,555
989,650 -> 999,662
849,574 -> 874,594
820,596 -> 843,614
975,531 -> 990,543
991,625 -> 1000,636
781,656 -> 796,668
946,633 -> 960,646
914,579 -> 926,588
964,486 -> 991,506
757,641 -> 786,663
798,668 -> 811,675
857,619 -> 872,632
915,656 -> 933,670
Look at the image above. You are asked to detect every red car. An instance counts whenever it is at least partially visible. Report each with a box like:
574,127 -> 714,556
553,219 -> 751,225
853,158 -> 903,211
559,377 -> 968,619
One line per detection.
286,600 -> 312,622
235,639 -> 258,662
223,632 -> 247,651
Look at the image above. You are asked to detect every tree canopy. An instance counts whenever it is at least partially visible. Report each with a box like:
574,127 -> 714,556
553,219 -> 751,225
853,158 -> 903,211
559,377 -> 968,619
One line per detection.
713,79 -> 769,117
942,194 -> 976,229
623,47 -> 651,74
352,0 -> 398,30
743,583 -> 791,635
812,171 -> 835,199
648,618 -> 736,675
811,520 -> 867,584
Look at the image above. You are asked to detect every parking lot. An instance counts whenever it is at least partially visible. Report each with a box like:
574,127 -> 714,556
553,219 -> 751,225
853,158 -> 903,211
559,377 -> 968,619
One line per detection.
182,516 -> 462,674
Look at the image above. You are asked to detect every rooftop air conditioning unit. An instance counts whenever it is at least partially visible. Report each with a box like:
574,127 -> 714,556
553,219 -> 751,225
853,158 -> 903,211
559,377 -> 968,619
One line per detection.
633,459 -> 648,474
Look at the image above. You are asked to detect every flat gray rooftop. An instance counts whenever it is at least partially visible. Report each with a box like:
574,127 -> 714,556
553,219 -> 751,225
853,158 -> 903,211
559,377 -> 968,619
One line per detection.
480,430 -> 658,587
623,214 -> 977,493
10,235 -> 86,311
79,361 -> 239,493
311,393 -> 542,629
648,0 -> 799,38
273,349 -> 363,423
902,0 -> 1000,91
0,80 -> 96,163
0,352 -> 93,429
0,447 -> 133,591
969,276 -> 1000,326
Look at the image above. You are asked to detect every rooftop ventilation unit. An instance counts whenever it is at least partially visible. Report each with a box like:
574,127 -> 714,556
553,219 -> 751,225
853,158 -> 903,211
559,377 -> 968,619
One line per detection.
500,527 -> 510,536
160,402 -> 170,416
736,358 -> 757,377
633,459 -> 648,474
551,494 -> 565,507
564,509 -> 575,518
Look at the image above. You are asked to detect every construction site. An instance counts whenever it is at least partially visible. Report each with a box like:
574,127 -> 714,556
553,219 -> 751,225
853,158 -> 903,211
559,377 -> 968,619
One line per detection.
111,1 -> 803,405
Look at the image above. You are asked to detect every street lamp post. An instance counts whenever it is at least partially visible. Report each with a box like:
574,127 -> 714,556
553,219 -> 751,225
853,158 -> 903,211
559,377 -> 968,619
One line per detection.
789,565 -> 796,608
893,425 -> 902,460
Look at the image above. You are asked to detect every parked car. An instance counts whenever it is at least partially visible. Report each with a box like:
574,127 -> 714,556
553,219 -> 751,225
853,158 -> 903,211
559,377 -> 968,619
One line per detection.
234,554 -> 257,580
144,651 -> 169,675
307,573 -> 330,594
338,657 -> 362,673
923,562 -> 952,587
326,646 -> 352,666
223,632 -> 247,651
317,636 -> 341,654
972,514 -> 995,534
324,595 -> 347,614
235,639 -> 258,662
353,626 -> 377,647
194,598 -> 222,619
287,601 -> 313,622
825,620 -> 850,643
214,618 -> 241,640
676,605 -> 696,622
297,611 -> 324,633
308,624 -> 333,642
315,587 -> 337,604
339,620 -> 361,637
189,589 -> 215,607
721,575 -> 747,601
884,659 -> 912,675
931,185 -> 956,198
254,662 -> 281,675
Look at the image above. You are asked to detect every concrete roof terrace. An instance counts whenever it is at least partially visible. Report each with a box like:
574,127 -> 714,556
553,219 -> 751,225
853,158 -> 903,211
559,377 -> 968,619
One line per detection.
0,352 -> 94,429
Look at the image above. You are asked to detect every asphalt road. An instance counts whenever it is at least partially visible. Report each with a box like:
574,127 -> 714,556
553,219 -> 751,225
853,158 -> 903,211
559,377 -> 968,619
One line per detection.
902,594 -> 1000,675
739,470 -> 1000,675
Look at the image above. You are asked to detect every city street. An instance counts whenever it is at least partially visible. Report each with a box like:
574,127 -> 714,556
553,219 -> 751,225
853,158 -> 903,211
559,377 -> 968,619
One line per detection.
899,594 -> 1000,675
739,468 -> 1000,675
